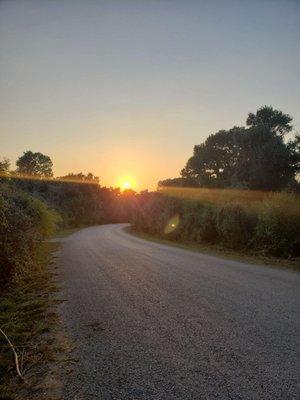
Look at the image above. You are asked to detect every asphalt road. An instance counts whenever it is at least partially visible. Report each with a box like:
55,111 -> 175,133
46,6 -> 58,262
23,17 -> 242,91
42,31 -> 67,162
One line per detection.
58,224 -> 299,400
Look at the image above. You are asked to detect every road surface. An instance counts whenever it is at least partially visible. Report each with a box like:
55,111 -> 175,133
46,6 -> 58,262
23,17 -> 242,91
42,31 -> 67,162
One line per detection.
57,224 -> 299,399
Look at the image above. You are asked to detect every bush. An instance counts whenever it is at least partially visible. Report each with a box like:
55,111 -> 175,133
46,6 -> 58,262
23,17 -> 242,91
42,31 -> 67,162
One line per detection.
254,193 -> 300,257
131,190 -> 300,259
0,183 -> 61,286
216,204 -> 257,249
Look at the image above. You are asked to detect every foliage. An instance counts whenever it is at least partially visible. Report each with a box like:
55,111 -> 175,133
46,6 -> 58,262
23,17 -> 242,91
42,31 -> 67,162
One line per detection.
246,105 -> 292,136
0,158 -> 10,175
254,193 -> 300,257
158,186 -> 268,205
0,183 -> 60,286
216,204 -> 257,249
163,106 -> 299,191
0,242 -> 60,399
57,172 -> 100,184
16,151 -> 53,178
131,190 -> 300,258
158,177 -> 198,188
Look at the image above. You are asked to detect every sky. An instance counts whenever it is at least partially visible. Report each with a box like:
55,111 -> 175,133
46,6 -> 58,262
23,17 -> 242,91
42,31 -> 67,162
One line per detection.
1,0 -> 299,190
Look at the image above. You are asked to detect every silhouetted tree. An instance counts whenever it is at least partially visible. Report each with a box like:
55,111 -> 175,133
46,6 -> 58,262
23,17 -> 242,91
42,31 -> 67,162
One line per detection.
246,105 -> 292,136
179,107 -> 299,191
181,127 -> 245,188
16,151 -> 53,178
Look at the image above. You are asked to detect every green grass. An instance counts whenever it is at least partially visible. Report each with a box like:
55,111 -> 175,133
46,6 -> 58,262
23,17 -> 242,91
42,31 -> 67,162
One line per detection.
127,227 -> 300,272
0,242 -> 61,399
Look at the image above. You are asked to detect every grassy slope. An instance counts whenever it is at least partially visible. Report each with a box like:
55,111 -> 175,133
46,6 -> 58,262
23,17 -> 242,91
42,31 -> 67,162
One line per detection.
0,240 -> 65,400
127,227 -> 300,272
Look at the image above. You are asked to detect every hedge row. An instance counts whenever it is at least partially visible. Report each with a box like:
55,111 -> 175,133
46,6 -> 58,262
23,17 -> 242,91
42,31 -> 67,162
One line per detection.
0,183 -> 61,286
131,192 -> 300,258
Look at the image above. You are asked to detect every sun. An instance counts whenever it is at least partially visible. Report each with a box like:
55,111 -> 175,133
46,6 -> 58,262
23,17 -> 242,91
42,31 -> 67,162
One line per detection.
122,180 -> 132,190
118,177 -> 136,191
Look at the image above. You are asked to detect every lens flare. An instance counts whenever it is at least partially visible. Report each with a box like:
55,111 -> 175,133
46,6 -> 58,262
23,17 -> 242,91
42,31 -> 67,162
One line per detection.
164,214 -> 180,234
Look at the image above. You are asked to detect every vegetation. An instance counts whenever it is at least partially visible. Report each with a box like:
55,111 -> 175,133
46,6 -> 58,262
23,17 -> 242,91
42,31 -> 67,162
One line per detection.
159,106 -> 300,191
131,190 -> 300,259
0,183 -> 61,286
0,241 -> 62,400
157,186 -> 269,205
16,151 -> 53,178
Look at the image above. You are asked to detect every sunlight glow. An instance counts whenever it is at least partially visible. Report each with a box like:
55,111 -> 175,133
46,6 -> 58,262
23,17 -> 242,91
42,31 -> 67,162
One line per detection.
117,177 -> 136,191
122,181 -> 131,190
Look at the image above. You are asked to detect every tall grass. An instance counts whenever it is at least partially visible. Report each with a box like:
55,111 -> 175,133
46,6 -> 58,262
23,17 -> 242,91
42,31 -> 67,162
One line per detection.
133,189 -> 300,259
158,186 -> 272,205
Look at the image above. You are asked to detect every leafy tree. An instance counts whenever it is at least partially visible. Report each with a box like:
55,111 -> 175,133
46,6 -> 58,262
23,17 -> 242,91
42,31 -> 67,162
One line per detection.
181,127 -> 245,188
232,126 -> 295,190
178,107 -> 299,191
16,151 -> 53,178
0,158 -> 10,175
246,105 -> 292,136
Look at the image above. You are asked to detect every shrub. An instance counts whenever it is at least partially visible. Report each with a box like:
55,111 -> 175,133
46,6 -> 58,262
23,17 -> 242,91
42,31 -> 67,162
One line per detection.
197,205 -> 219,244
131,190 -> 300,259
254,193 -> 300,257
216,204 -> 257,249
0,183 -> 61,286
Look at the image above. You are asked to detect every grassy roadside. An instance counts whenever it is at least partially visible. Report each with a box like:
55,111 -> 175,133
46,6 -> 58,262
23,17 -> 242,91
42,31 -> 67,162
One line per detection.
50,227 -> 81,239
0,229 -> 74,400
127,227 -> 300,272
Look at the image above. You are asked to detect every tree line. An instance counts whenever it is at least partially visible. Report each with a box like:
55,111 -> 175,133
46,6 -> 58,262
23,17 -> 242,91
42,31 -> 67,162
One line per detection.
159,106 -> 300,191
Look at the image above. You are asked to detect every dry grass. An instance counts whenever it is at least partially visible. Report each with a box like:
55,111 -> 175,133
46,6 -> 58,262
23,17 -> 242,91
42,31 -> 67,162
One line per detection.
158,186 -> 273,205
0,242 -> 63,399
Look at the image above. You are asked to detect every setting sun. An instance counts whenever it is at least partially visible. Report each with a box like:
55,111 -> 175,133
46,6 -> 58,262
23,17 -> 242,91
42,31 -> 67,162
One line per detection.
122,181 -> 131,190
118,177 -> 136,191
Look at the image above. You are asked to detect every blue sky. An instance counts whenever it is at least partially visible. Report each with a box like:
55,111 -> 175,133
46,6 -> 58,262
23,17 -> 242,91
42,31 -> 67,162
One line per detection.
1,0 -> 299,189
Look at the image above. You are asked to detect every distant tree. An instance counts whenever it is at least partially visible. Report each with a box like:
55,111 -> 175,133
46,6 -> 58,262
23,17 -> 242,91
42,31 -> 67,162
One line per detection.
58,172 -> 100,184
246,105 -> 292,136
181,127 -> 246,188
16,151 -> 53,178
0,158 -> 10,175
179,107 -> 299,191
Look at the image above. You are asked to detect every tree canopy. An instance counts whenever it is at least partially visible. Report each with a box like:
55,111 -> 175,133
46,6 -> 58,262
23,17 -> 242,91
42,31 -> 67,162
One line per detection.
246,105 -> 292,136
160,106 -> 299,191
16,151 -> 53,178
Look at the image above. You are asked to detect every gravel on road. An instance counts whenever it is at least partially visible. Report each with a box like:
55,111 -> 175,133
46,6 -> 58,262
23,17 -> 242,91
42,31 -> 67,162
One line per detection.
57,224 -> 300,400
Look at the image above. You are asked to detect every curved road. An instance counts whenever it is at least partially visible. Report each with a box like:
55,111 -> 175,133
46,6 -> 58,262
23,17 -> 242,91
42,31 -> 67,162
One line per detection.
57,224 -> 299,400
